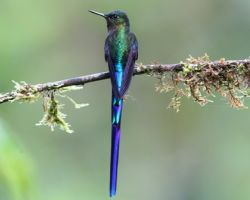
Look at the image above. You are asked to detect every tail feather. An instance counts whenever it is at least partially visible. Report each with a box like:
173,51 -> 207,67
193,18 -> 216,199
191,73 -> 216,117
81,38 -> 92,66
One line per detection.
110,93 -> 123,197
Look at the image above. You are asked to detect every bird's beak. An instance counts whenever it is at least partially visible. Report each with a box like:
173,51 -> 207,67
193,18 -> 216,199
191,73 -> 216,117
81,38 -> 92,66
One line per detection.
88,10 -> 106,18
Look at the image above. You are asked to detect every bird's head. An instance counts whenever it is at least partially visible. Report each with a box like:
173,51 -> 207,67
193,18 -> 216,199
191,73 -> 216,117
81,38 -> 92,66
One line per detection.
89,10 -> 130,32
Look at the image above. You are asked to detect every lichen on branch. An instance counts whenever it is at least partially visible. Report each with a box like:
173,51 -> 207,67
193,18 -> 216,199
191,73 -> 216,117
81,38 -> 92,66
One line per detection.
155,54 -> 250,111
4,81 -> 88,133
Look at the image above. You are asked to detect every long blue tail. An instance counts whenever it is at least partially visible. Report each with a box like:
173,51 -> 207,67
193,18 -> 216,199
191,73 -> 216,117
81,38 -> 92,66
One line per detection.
110,92 -> 123,197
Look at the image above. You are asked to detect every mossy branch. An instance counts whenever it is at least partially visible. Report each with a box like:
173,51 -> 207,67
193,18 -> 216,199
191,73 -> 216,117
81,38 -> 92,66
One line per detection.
1,54 -> 250,132
1,56 -> 250,104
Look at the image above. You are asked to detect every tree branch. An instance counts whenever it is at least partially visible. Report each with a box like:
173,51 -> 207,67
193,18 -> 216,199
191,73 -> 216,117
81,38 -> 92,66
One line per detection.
0,57 -> 250,105
2,55 -> 250,133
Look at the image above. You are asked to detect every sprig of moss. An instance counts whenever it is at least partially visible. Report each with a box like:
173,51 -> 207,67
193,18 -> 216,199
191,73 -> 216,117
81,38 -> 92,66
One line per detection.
36,93 -> 73,133
36,87 -> 89,133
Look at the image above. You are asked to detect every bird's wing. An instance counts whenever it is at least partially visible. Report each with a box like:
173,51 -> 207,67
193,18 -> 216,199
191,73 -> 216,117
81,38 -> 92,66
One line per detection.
105,39 -> 121,98
119,32 -> 138,97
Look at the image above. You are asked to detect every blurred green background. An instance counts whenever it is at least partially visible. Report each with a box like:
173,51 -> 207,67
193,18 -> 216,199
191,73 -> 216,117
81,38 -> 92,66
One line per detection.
1,0 -> 250,200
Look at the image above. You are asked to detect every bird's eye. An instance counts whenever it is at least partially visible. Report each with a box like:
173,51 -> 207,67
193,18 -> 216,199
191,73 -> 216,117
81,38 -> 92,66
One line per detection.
112,14 -> 118,19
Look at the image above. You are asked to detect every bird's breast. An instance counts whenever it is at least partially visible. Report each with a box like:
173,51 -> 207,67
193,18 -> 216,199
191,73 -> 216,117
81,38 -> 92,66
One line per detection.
108,29 -> 130,92
111,29 -> 129,67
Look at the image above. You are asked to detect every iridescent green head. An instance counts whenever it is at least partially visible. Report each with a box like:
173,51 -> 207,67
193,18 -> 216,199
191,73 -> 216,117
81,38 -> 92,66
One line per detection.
89,10 -> 130,31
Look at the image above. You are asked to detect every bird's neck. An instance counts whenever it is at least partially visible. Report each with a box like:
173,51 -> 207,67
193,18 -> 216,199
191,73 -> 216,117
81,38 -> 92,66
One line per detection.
108,24 -> 129,34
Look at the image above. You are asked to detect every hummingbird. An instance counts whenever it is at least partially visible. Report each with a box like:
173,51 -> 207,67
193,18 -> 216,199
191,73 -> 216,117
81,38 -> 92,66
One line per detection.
89,10 -> 138,197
